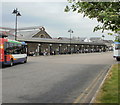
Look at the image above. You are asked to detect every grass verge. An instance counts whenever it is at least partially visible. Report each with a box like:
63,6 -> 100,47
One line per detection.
94,64 -> 120,103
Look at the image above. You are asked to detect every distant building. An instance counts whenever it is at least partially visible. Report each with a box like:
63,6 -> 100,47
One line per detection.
0,26 -> 108,55
89,37 -> 102,43
58,37 -> 70,40
83,38 -> 92,42
17,27 -> 52,40
58,37 -> 91,42
89,37 -> 113,51
78,37 -> 87,42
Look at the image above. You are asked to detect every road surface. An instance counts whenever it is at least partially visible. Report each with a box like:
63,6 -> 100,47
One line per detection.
2,52 -> 117,103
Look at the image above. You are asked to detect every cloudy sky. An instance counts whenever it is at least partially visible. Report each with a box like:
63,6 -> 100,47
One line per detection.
1,0 -> 114,40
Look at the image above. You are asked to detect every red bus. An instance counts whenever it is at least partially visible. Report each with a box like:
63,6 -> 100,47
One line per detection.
0,38 -> 27,67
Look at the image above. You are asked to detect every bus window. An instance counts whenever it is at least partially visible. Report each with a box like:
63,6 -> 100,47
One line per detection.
21,45 -> 27,54
4,42 -> 10,54
4,42 -> 23,54
4,43 -> 26,54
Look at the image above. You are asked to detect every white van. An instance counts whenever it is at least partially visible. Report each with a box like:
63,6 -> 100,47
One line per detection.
113,42 -> 120,61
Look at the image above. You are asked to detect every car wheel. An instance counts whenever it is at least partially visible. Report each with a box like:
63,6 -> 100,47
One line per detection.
24,58 -> 27,63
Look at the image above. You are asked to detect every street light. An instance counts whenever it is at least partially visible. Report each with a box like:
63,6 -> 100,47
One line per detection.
68,29 -> 73,54
12,8 -> 21,40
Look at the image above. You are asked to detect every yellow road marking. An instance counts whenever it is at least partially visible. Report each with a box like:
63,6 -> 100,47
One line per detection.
81,69 -> 106,103
73,68 -> 106,103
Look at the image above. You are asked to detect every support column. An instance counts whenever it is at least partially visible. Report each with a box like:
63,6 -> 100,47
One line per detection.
49,44 -> 52,55
59,44 -> 62,54
38,44 -> 41,55
67,45 -> 70,54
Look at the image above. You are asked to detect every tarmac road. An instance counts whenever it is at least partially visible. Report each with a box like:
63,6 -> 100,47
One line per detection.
2,52 -> 117,103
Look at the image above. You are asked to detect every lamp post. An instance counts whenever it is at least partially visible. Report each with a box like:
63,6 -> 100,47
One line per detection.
12,8 -> 21,40
68,29 -> 73,54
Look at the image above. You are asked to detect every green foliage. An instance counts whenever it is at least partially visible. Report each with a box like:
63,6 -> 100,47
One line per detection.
64,5 -> 70,12
108,33 -> 113,35
95,64 -> 119,103
65,2 -> 120,33
115,36 -> 120,42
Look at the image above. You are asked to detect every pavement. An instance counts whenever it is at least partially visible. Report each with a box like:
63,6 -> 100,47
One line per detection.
2,52 -> 117,103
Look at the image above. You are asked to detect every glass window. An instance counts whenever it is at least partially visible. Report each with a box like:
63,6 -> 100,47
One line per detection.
4,42 -> 7,50
4,42 -> 10,54
4,42 -> 27,54
115,44 -> 120,50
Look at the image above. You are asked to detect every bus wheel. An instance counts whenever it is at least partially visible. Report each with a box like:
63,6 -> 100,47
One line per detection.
24,58 -> 27,63
10,59 -> 14,66
1,63 -> 5,68
116,57 -> 120,61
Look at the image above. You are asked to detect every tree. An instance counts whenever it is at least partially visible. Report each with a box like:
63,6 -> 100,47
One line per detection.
115,36 -> 120,42
65,1 -> 120,33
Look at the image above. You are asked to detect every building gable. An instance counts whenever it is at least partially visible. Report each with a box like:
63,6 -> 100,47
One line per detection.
32,27 -> 52,39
